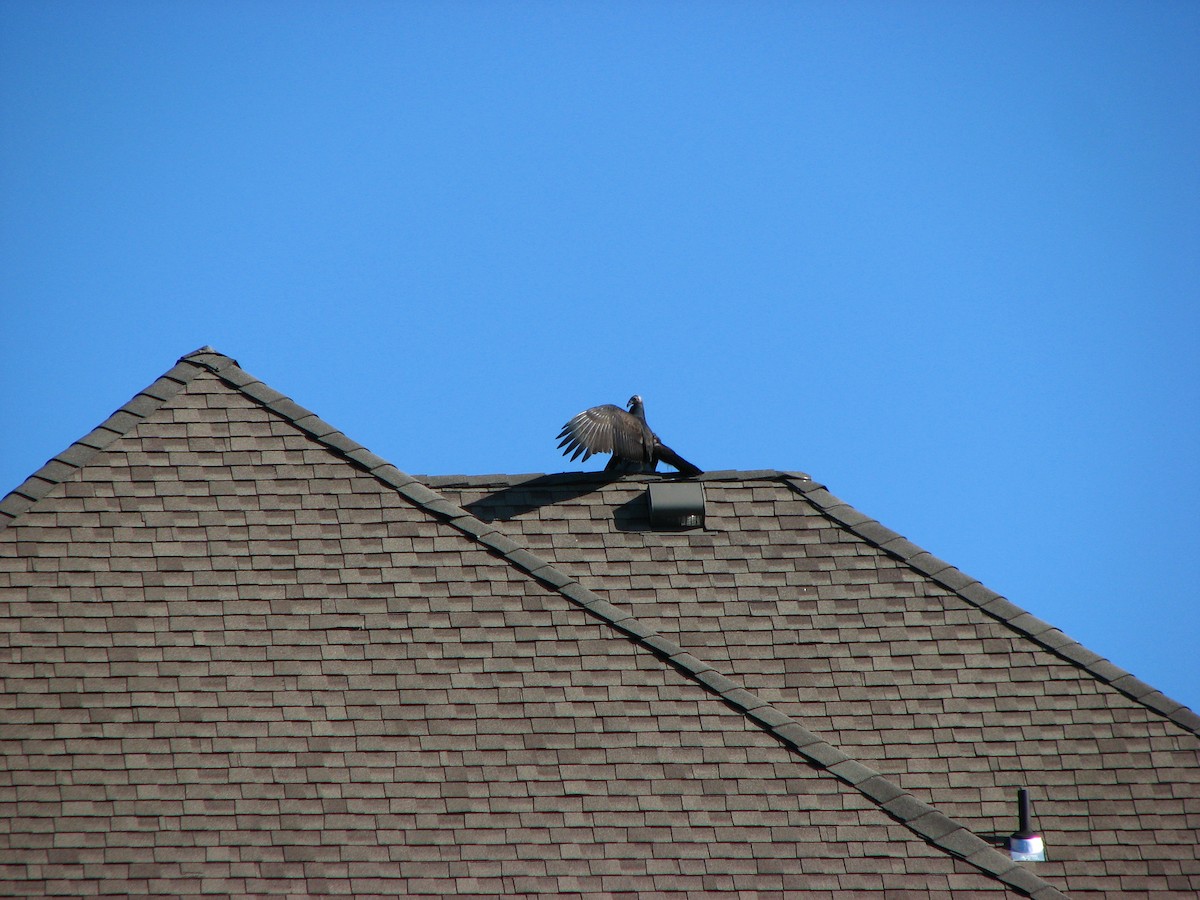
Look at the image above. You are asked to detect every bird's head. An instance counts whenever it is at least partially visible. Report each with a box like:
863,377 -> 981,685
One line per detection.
626,394 -> 647,421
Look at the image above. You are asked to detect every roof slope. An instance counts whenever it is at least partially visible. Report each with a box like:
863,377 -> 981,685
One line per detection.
426,473 -> 1200,898
0,347 -> 1188,897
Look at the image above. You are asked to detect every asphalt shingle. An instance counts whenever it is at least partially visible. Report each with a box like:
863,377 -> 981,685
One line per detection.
431,469 -> 1200,899
4,348 -> 1195,898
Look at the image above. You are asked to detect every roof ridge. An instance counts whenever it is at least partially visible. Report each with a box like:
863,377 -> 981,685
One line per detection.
783,474 -> 1200,737
420,469 -> 811,486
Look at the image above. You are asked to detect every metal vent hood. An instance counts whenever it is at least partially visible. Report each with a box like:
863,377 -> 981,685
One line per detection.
647,481 -> 706,529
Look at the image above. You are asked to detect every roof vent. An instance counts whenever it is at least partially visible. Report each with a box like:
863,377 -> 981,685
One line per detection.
647,481 -> 705,529
1008,788 -> 1046,861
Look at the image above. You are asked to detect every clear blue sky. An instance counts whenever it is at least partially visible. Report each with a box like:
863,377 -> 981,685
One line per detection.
3,3 -> 1197,711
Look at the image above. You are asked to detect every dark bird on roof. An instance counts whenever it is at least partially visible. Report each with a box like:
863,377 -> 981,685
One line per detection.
557,395 -> 703,477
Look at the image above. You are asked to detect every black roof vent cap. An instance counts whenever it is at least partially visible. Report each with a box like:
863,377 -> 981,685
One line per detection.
647,481 -> 706,529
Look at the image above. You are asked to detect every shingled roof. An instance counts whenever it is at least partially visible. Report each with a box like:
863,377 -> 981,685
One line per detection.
2,347 -> 1197,898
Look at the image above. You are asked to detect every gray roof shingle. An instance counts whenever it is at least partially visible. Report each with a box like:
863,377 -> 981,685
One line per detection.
3,347 -> 1196,898
430,472 -> 1200,898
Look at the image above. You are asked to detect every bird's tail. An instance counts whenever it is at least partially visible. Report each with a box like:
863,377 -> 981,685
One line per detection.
653,441 -> 703,477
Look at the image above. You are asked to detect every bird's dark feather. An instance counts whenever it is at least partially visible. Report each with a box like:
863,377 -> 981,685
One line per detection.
556,397 -> 702,476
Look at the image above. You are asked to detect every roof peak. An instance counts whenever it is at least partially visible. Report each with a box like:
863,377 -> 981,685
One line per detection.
179,345 -> 240,369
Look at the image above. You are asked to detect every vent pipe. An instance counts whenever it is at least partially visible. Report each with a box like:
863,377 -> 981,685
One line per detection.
1008,788 -> 1045,861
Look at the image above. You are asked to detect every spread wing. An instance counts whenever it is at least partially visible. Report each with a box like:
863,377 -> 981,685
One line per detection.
557,404 -> 649,463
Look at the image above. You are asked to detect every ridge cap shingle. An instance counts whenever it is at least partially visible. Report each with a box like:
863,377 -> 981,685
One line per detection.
783,473 -> 1199,737
419,469 -> 814,487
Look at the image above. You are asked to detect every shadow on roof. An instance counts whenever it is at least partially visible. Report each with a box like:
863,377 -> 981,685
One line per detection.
462,472 -> 619,522
458,472 -> 704,534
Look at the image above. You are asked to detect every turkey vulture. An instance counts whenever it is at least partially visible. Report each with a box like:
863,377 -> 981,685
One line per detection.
557,395 -> 702,477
